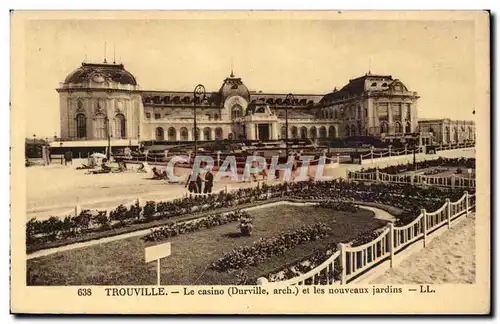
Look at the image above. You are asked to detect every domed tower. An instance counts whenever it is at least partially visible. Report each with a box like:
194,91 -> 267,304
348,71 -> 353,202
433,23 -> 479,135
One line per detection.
218,71 -> 250,122
57,62 -> 142,142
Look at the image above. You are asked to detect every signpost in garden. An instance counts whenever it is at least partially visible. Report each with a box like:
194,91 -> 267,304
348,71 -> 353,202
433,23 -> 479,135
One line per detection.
145,242 -> 171,285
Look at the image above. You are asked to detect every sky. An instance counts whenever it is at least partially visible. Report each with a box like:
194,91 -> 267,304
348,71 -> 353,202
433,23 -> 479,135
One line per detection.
22,15 -> 476,138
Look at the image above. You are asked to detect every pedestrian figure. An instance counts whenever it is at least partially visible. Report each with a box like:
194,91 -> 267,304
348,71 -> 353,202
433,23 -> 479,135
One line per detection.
204,171 -> 214,194
196,173 -> 203,194
64,151 -> 73,166
185,170 -> 198,196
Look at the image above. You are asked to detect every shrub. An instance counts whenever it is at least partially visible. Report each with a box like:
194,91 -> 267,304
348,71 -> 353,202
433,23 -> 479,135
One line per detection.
109,204 -> 128,225
73,210 -> 92,233
91,211 -> 110,230
143,201 -> 156,221
239,214 -> 254,236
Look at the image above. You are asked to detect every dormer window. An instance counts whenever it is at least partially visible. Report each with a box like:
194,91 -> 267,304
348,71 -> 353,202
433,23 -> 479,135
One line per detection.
382,83 -> 388,87
371,82 -> 377,87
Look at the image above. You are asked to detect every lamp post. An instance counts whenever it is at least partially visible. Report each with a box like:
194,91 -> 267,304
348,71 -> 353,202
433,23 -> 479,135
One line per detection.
59,142 -> 63,165
105,116 -> 111,160
193,84 -> 206,160
285,93 -> 295,157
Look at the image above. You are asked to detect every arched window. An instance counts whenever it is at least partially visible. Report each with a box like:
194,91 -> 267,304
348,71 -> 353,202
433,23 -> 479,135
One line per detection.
309,126 -> 317,139
405,122 -> 411,133
468,127 -> 474,140
115,114 -> 126,138
319,126 -> 327,138
357,106 -> 361,118
380,122 -> 388,134
204,127 -> 212,141
328,126 -> 336,139
215,127 -> 223,140
291,126 -> 298,139
214,113 -> 219,121
371,82 -> 377,87
206,114 -> 212,121
231,104 -> 243,119
93,114 -> 106,139
180,127 -> 189,141
300,126 -> 307,139
167,127 -> 176,141
454,128 -> 459,142
281,126 -> 287,139
334,110 -> 338,119
76,114 -> 86,139
345,125 -> 350,137
155,127 -> 164,141
394,122 -> 402,134
350,124 -> 356,137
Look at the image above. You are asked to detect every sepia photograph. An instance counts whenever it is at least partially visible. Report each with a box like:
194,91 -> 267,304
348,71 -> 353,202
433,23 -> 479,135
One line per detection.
10,10 -> 490,314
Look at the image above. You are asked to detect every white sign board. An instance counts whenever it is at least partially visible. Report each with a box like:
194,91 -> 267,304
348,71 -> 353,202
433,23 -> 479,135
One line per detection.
468,168 -> 473,174
145,242 -> 171,263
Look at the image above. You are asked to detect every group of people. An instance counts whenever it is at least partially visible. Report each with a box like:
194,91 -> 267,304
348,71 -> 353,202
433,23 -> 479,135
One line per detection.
185,171 -> 214,195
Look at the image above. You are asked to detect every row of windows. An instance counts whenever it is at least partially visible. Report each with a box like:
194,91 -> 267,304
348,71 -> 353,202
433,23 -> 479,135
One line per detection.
155,126 -> 224,141
281,125 -> 337,140
145,112 -> 221,120
74,113 -> 126,139
319,106 -> 368,120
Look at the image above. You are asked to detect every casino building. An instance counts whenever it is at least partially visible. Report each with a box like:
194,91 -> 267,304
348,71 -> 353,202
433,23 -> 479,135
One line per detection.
56,61 -> 474,146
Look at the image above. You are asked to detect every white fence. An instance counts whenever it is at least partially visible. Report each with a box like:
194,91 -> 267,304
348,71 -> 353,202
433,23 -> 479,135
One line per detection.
359,142 -> 475,165
360,146 -> 424,164
348,169 -> 476,189
257,191 -> 474,286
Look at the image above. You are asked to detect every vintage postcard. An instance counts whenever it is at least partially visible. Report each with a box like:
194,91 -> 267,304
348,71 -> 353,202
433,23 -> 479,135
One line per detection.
10,10 -> 490,314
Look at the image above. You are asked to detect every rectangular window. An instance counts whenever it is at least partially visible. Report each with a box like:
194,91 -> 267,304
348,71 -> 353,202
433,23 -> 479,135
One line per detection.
145,112 -> 151,119
393,103 -> 402,120
154,113 -> 161,120
406,104 -> 411,120
377,103 -> 388,120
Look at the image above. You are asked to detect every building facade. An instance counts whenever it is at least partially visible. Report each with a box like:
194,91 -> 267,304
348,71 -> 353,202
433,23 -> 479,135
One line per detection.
417,119 -> 476,144
56,61 -> 474,145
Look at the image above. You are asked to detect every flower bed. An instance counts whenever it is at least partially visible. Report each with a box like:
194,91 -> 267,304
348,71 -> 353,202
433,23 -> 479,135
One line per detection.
27,178 -> 474,252
316,201 -> 361,213
142,210 -> 249,242
211,223 -> 330,272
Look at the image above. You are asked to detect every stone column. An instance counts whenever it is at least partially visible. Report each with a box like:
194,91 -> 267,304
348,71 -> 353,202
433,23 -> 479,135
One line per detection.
388,102 -> 393,133
367,99 -> 374,133
272,122 -> 279,140
247,123 -> 255,140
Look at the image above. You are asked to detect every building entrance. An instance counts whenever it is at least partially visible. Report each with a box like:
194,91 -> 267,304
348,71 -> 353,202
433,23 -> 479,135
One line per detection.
258,124 -> 270,141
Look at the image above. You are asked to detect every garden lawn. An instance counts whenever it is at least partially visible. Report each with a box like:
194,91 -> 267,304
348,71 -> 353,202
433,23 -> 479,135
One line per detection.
27,205 -> 387,285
